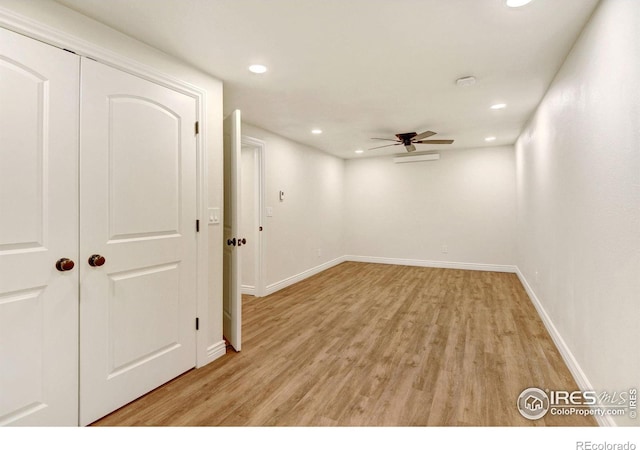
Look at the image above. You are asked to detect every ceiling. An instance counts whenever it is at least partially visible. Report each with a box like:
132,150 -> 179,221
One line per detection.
54,0 -> 599,159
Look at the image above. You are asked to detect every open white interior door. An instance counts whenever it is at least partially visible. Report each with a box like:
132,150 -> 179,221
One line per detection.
223,110 -> 242,351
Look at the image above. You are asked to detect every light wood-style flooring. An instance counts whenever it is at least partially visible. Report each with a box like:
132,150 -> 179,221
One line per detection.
93,262 -> 596,426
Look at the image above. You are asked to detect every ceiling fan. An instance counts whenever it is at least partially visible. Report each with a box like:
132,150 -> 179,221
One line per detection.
369,130 -> 454,152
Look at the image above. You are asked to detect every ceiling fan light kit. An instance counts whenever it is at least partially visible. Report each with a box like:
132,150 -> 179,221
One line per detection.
369,130 -> 454,153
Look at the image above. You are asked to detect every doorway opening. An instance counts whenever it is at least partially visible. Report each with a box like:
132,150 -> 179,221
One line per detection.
240,136 -> 266,298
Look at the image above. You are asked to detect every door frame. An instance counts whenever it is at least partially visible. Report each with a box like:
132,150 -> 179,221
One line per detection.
240,135 -> 266,297
0,9 -> 213,368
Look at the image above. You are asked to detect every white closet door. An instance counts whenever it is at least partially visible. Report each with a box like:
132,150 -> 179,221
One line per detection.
79,59 -> 198,425
0,28 -> 79,426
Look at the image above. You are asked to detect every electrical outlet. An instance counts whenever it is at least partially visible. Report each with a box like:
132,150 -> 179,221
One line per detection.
317,248 -> 322,257
441,244 -> 448,254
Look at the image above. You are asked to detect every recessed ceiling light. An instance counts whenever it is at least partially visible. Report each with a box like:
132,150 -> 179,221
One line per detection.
485,136 -> 497,142
311,129 -> 323,135
248,64 -> 267,74
506,0 -> 533,7
355,149 -> 364,154
491,103 -> 507,110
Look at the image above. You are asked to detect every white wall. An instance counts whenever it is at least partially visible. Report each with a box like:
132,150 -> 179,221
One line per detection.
344,146 -> 516,269
515,0 -> 640,426
0,0 -> 225,365
242,124 -> 345,291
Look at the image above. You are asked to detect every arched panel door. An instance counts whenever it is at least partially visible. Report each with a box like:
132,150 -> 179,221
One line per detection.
79,59 -> 198,426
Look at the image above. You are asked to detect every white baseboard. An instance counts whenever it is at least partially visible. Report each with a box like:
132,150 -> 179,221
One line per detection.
265,256 -> 346,296
198,340 -> 226,368
516,267 -> 613,427
345,255 -> 517,273
264,255 -> 515,297
241,285 -> 255,295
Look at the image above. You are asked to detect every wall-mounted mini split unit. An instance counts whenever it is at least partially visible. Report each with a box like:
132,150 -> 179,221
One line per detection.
393,152 -> 440,164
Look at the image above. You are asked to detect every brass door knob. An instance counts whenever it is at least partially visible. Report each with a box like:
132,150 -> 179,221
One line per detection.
88,254 -> 106,267
56,258 -> 75,272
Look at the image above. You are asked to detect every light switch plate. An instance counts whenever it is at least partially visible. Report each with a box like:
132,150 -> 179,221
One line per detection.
208,207 -> 220,224
266,207 -> 273,217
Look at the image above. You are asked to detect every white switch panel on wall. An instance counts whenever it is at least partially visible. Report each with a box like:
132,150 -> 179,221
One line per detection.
208,207 -> 220,224
266,207 -> 273,217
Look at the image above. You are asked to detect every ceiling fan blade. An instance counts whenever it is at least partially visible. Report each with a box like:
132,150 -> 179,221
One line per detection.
412,130 -> 437,141
414,139 -> 454,144
368,143 -> 402,150
405,144 -> 417,152
370,138 -> 400,142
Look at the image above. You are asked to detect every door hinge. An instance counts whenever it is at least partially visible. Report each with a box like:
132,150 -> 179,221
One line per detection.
195,121 -> 199,135
196,219 -> 200,232
195,317 -> 200,330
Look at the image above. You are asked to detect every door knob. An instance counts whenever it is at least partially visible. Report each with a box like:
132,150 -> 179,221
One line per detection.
56,258 -> 75,272
88,254 -> 106,267
227,238 -> 236,246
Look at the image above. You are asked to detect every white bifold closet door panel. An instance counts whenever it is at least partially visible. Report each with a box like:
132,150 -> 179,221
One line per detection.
79,59 -> 198,426
0,28 -> 79,426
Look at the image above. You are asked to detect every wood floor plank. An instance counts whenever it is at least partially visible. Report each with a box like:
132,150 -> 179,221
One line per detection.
92,262 -> 597,427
